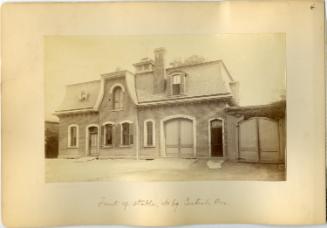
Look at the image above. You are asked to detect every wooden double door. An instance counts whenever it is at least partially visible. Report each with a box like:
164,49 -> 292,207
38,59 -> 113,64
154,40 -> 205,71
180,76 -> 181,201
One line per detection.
238,118 -> 281,163
164,118 -> 194,157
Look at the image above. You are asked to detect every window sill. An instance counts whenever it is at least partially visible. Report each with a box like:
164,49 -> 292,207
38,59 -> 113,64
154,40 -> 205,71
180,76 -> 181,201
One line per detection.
112,108 -> 124,112
119,145 -> 133,148
102,145 -> 113,148
67,146 -> 79,149
168,94 -> 186,98
144,145 -> 156,148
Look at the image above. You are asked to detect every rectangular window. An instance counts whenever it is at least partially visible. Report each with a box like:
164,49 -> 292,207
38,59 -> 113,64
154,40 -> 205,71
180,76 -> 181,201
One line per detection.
104,124 -> 113,146
70,127 -> 77,147
146,121 -> 153,146
172,84 -> 181,95
172,75 -> 182,95
172,75 -> 181,84
122,123 -> 133,146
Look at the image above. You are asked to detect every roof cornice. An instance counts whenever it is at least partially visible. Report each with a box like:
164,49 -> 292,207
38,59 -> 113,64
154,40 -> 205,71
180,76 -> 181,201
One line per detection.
54,108 -> 98,116
137,94 -> 232,107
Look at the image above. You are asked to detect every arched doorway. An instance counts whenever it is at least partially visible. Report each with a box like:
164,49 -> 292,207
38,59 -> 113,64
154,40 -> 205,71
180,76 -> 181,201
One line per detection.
210,119 -> 224,157
163,117 -> 195,158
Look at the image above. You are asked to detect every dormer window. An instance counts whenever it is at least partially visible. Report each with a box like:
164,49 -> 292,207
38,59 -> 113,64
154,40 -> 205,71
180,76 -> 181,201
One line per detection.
169,71 -> 186,96
172,75 -> 182,95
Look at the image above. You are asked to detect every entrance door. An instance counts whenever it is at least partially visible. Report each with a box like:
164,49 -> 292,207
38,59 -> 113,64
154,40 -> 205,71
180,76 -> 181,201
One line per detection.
165,118 -> 194,157
88,126 -> 98,156
210,119 -> 223,157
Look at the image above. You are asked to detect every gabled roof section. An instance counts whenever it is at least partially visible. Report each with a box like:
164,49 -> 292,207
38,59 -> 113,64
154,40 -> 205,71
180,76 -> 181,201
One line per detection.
136,60 -> 235,104
56,80 -> 101,114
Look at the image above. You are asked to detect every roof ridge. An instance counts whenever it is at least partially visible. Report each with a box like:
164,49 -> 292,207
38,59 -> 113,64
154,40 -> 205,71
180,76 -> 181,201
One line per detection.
67,79 -> 100,87
166,59 -> 222,70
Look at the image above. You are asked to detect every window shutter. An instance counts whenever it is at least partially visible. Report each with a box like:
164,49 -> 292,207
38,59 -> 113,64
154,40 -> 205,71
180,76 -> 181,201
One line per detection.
109,92 -> 113,110
101,125 -> 104,146
122,91 -> 126,109
129,123 -> 134,145
115,124 -> 121,147
181,75 -> 185,94
167,76 -> 171,96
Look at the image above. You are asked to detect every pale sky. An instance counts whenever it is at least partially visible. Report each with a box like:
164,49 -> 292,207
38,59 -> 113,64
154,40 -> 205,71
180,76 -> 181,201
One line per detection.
45,34 -> 286,121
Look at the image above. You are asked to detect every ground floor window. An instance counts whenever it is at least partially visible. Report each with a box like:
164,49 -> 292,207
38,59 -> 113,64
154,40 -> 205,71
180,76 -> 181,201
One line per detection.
103,124 -> 113,146
68,124 -> 78,147
144,119 -> 155,147
121,122 -> 133,146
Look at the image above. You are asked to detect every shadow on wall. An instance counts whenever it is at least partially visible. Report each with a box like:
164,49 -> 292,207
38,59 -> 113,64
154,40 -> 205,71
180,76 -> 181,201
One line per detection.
45,121 -> 59,158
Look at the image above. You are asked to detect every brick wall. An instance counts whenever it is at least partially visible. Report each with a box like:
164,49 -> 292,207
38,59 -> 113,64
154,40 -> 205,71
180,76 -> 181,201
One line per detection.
137,100 -> 229,159
98,77 -> 138,159
58,112 -> 99,158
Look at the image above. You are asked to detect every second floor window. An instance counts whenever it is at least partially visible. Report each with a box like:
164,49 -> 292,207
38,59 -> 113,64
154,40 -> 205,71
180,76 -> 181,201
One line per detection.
113,87 -> 123,110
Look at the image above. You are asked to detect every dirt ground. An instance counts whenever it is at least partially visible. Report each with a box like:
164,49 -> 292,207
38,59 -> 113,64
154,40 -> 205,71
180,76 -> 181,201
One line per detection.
45,158 -> 285,182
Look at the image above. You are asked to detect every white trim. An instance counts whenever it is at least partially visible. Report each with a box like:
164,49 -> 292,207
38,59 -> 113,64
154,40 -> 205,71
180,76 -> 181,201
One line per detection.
143,119 -> 156,147
160,114 -> 196,157
85,124 -> 100,156
110,83 -> 125,93
102,121 -> 115,147
138,94 -> 232,107
119,120 -> 134,146
55,108 -> 97,115
94,78 -> 105,110
208,118 -> 225,158
111,83 -> 125,111
67,124 -> 79,148
135,116 -> 140,160
169,71 -> 186,96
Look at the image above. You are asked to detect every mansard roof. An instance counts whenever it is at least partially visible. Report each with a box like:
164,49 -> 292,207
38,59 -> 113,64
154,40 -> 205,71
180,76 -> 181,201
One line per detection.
135,60 -> 234,105
55,60 -> 235,114
56,80 -> 101,114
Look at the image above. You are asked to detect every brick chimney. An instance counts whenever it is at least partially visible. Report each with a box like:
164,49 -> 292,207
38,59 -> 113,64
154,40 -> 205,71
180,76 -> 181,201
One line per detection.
153,48 -> 166,93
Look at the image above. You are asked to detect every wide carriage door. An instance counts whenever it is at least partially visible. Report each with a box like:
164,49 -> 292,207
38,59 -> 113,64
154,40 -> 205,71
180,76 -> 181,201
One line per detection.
165,118 -> 194,157
238,119 -> 259,162
165,119 -> 179,157
258,118 -> 280,162
88,126 -> 98,156
179,119 -> 194,157
238,118 -> 281,163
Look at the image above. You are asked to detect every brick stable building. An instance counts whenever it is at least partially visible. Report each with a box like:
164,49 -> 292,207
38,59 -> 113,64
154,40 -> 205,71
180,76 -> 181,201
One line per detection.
55,48 -> 285,163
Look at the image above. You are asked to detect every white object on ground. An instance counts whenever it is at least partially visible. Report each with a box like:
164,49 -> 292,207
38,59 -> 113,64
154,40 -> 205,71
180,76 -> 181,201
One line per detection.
206,160 -> 224,169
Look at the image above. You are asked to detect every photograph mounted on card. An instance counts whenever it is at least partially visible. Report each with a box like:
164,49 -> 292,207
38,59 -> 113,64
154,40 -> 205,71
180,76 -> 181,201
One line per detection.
2,1 -> 325,227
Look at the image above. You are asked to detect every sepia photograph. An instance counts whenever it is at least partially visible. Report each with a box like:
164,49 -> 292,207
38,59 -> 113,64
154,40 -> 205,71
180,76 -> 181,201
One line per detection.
45,34 -> 286,182
3,1 -> 325,226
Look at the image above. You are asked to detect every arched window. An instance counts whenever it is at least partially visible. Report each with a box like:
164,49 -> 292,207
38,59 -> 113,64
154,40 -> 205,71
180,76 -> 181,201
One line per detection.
121,121 -> 134,146
144,119 -> 155,147
112,86 -> 123,110
68,124 -> 79,148
103,123 -> 113,146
